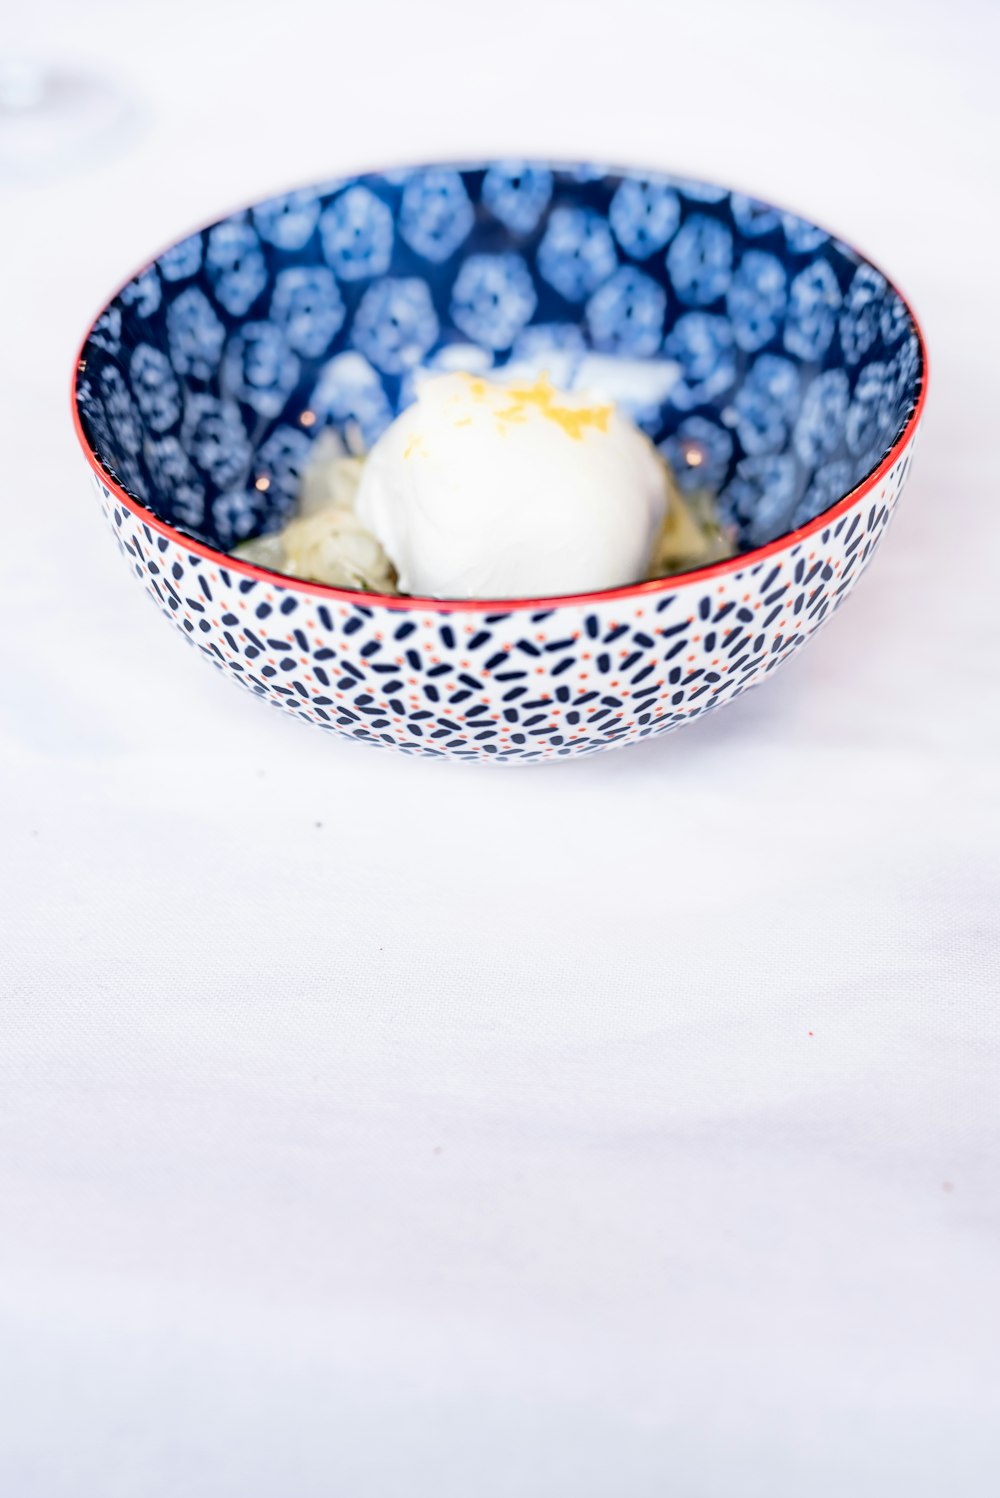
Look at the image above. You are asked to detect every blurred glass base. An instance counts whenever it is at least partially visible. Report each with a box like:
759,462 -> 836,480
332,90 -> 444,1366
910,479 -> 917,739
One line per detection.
0,59 -> 144,183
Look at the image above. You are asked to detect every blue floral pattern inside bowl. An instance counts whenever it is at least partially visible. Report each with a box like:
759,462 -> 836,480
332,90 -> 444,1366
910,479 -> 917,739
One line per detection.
76,161 -> 923,566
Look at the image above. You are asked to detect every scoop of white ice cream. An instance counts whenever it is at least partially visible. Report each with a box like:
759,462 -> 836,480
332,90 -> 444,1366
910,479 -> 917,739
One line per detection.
354,371 -> 668,599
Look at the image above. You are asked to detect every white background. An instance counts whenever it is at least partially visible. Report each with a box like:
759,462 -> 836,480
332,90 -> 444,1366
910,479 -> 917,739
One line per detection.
2,1 -> 999,1493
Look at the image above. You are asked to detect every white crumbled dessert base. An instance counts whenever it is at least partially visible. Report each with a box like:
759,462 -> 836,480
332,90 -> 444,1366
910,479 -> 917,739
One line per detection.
235,420 -> 734,597
236,430 -> 397,594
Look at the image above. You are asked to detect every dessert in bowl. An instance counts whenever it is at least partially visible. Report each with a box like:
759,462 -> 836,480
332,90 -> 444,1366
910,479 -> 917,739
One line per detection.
72,160 -> 926,761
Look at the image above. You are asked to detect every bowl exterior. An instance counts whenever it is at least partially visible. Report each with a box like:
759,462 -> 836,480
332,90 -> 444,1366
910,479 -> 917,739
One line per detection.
91,423 -> 917,762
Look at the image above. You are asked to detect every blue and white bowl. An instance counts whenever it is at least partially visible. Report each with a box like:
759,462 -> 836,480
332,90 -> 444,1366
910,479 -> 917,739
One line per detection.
72,161 -> 927,762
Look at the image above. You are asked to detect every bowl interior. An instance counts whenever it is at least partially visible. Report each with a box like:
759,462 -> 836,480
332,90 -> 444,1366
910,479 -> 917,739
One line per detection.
75,162 -> 923,566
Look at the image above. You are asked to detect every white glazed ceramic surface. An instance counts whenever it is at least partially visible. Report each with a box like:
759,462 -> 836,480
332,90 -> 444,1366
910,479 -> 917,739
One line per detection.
93,431 -> 916,761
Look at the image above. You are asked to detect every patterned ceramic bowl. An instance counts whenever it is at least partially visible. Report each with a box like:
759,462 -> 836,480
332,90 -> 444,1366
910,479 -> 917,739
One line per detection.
72,161 -> 926,761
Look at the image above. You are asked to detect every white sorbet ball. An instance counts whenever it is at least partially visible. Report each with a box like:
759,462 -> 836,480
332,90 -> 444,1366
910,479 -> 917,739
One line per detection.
354,371 -> 667,599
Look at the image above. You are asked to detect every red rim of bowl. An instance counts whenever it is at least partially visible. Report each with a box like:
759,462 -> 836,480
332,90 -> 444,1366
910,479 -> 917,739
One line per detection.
70,163 -> 929,616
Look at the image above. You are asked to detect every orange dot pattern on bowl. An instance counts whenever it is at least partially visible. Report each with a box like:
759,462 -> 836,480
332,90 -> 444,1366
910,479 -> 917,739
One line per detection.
94,439 -> 914,761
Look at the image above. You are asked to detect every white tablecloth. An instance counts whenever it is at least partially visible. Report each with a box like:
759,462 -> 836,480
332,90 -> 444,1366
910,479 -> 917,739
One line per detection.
3,1 -> 999,1492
